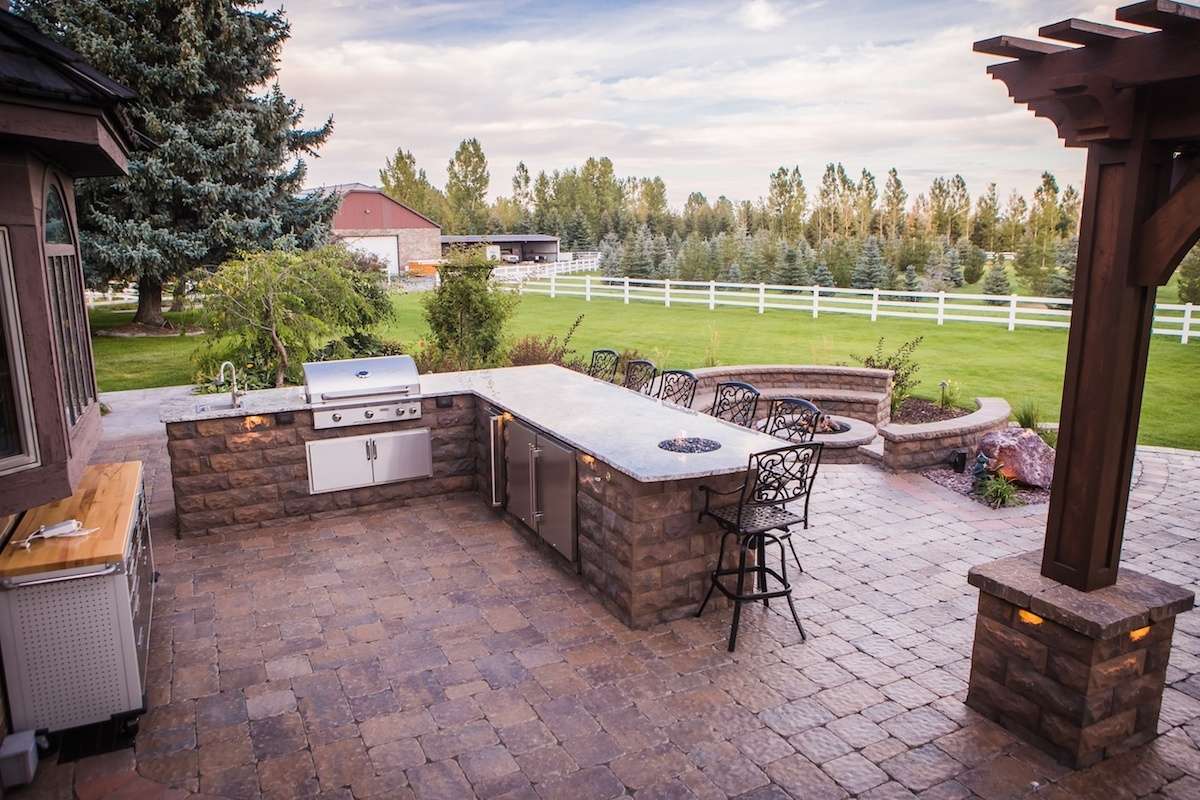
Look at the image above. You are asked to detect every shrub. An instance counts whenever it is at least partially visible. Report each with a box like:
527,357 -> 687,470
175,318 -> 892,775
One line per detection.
422,247 -> 518,370
852,336 -> 923,414
1037,428 -> 1058,448
195,245 -> 393,387
978,473 -> 1021,508
314,332 -> 407,362
507,315 -> 586,370
1180,243 -> 1200,305
1015,400 -> 1041,430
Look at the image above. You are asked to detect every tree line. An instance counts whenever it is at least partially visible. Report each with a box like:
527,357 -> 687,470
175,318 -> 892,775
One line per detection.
383,141 -> 1084,296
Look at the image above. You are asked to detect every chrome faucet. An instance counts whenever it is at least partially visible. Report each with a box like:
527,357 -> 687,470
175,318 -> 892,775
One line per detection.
217,361 -> 244,408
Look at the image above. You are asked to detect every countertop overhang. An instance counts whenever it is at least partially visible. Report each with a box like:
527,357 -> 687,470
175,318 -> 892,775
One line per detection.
160,364 -> 785,482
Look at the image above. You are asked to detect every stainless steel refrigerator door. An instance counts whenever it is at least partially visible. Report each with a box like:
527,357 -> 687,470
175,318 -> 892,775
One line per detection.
536,434 -> 577,562
504,417 -> 537,531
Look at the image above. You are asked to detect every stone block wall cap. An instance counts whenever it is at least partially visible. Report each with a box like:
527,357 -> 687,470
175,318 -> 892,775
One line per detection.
689,364 -> 894,380
970,550 -> 1195,639
879,397 -> 1011,442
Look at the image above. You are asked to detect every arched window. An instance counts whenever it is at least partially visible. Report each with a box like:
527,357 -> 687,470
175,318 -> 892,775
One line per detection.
43,182 -> 94,427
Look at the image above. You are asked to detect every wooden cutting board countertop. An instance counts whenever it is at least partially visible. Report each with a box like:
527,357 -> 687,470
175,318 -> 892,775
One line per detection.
0,461 -> 142,578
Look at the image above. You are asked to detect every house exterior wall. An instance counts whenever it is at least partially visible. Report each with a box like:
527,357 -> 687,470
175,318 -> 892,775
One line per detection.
337,228 -> 441,274
0,146 -> 100,517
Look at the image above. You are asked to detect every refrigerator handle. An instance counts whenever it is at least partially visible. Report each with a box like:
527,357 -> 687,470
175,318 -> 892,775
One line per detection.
488,414 -> 505,507
530,444 -> 544,522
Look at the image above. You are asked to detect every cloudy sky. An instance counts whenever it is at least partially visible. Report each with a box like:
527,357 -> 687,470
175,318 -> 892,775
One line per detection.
279,0 -> 1117,208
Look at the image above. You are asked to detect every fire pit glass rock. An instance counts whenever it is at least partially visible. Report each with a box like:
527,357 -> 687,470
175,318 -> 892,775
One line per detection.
658,437 -> 722,454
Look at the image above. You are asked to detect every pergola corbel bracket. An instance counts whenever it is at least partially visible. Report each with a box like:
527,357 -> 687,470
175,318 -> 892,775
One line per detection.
989,71 -> 1135,146
1135,168 -> 1200,285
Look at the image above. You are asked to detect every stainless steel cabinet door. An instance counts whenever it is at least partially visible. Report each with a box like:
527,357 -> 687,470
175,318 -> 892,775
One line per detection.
537,434 -> 577,561
307,435 -> 374,494
504,418 -> 537,530
371,429 -> 433,485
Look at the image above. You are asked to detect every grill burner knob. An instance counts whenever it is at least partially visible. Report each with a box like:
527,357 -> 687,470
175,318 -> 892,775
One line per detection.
364,410 -> 375,419
396,408 -> 404,416
332,413 -> 342,422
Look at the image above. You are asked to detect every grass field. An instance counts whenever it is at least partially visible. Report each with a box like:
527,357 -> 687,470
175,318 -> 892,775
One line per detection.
89,292 -> 1200,449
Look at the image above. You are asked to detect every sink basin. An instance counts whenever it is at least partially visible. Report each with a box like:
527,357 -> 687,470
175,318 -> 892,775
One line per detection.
194,399 -> 240,413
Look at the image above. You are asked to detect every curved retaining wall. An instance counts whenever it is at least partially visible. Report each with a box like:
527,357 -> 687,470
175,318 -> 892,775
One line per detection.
690,365 -> 893,426
878,397 -> 1012,471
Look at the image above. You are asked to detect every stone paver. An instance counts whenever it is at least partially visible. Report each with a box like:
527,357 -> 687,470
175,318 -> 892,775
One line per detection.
14,394 -> 1200,799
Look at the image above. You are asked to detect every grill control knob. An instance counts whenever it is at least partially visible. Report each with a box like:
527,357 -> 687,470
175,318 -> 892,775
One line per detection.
364,410 -> 375,419
396,407 -> 405,416
331,413 -> 342,422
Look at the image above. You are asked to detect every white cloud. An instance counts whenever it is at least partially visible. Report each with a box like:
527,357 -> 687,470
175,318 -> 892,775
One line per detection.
278,0 -> 1107,207
738,0 -> 786,31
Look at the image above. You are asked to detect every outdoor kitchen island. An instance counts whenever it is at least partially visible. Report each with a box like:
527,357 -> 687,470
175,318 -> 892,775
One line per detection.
160,364 -> 787,628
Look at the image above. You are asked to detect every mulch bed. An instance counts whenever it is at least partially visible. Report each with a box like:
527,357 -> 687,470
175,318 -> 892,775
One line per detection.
892,397 -> 970,424
923,467 -> 1051,508
95,321 -> 204,337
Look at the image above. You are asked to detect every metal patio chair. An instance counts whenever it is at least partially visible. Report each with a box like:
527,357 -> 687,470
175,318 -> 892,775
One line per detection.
696,442 -> 823,651
708,381 -> 760,427
760,397 -> 823,444
586,349 -> 619,382
657,370 -> 699,408
622,359 -> 657,395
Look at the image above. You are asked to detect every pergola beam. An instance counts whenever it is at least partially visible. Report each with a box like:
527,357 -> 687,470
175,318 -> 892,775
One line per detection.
1039,18 -> 1140,45
1117,0 -> 1200,30
973,35 -> 1072,59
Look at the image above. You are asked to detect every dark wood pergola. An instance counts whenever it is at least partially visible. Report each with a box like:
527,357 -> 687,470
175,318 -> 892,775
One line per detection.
975,0 -> 1200,593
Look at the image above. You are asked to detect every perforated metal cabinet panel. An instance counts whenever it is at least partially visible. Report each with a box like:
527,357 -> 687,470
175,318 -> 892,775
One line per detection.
0,473 -> 151,732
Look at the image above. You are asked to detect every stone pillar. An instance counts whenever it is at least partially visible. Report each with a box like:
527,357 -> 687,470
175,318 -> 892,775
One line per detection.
965,551 -> 1194,768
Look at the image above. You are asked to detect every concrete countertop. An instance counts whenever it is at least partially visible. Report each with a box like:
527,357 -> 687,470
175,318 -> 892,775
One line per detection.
160,364 -> 786,482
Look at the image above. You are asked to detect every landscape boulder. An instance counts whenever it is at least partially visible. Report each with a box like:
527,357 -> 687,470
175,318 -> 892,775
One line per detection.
978,428 -> 1056,489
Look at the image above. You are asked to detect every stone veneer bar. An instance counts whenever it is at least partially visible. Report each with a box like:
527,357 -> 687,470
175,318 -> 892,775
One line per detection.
965,550 -> 1194,767
164,365 -> 786,627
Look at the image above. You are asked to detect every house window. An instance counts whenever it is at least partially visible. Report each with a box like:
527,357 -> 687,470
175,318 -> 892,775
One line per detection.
0,228 -> 39,474
43,184 -> 95,427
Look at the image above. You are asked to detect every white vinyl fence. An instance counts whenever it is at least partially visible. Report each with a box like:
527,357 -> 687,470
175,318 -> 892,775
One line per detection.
489,252 -> 601,283
507,273 -> 1196,344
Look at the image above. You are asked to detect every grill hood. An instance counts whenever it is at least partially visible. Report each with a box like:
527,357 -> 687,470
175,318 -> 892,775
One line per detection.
302,355 -> 420,405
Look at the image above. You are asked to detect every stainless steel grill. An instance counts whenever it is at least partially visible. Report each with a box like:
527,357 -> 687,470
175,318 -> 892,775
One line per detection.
302,355 -> 422,429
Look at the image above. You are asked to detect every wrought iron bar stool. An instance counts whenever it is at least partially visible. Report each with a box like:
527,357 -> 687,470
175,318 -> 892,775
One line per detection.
658,369 -> 698,408
586,349 -> 619,382
622,359 -> 657,394
696,442 -> 823,651
758,397 -> 823,443
708,381 -> 759,427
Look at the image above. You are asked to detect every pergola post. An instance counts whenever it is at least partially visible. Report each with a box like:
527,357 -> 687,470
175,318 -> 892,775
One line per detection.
963,1 -> 1199,768
1041,132 -> 1173,591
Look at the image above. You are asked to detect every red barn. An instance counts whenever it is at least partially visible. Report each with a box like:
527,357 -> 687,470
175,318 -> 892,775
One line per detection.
323,183 -> 441,276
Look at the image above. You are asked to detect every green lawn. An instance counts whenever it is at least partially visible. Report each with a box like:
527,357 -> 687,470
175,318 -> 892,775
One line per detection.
89,293 -> 1200,449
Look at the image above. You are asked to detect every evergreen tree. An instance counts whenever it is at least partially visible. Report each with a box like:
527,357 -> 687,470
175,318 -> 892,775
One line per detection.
598,233 -> 622,277
944,243 -> 965,287
851,236 -> 888,289
446,138 -> 490,233
1014,236 -> 1057,295
1047,237 -> 1078,299
958,238 -> 986,285
17,0 -> 337,325
903,265 -> 920,302
651,233 -> 670,273
982,261 -> 1012,304
562,212 -> 588,250
622,226 -> 653,278
657,250 -> 678,280
776,242 -> 813,286
923,250 -> 954,292
813,262 -> 834,287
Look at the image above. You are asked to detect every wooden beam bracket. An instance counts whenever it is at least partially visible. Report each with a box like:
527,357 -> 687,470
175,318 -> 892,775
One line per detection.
1135,168 -> 1200,285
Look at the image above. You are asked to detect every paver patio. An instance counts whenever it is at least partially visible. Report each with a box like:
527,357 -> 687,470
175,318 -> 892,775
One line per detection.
14,388 -> 1200,800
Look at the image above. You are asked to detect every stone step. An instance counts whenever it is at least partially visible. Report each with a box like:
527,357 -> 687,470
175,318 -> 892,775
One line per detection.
858,436 -> 885,463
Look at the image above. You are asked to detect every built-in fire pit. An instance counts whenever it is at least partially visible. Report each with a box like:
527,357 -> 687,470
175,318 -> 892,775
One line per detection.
658,437 -> 722,453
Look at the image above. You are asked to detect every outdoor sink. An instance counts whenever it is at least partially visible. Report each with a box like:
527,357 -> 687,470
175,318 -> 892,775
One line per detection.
193,399 -> 239,414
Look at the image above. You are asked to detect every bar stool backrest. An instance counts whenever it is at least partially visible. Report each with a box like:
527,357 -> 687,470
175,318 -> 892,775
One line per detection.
587,349 -> 619,382
709,381 -> 759,427
737,443 -> 823,528
622,359 -> 657,394
763,397 -> 823,443
658,370 -> 698,408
